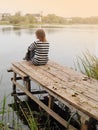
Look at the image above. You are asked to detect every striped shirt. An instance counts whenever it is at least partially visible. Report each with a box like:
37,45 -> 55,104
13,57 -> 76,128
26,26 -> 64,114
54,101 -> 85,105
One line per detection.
28,41 -> 49,65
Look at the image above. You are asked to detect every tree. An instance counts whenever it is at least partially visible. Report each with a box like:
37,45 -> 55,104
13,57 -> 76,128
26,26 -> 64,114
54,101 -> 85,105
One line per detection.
9,12 -> 25,24
25,14 -> 37,24
42,14 -> 66,24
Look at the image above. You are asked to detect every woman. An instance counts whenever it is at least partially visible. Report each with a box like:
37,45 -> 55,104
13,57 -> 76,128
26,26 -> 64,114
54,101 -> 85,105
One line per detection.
24,29 -> 49,65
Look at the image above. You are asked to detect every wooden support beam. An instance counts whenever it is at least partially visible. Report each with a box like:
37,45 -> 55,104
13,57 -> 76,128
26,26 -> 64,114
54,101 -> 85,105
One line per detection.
11,77 -> 22,81
12,80 -> 77,130
11,90 -> 47,96
7,68 -> 13,72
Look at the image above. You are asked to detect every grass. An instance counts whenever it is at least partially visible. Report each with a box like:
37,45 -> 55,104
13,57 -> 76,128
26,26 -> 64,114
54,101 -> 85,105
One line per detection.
0,95 -> 24,130
19,101 -> 38,130
0,95 -> 10,130
75,51 -> 98,79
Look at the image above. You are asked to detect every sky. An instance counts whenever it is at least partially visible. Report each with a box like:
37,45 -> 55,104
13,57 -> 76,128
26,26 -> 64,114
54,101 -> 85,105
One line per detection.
0,0 -> 98,17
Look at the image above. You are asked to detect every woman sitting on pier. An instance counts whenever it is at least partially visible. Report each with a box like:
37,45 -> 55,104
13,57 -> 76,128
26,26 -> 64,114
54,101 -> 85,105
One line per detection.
24,29 -> 49,65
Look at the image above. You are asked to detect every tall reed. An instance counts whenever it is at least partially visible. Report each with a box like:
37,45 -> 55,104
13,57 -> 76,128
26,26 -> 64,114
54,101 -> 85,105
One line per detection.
19,101 -> 38,130
75,51 -> 98,79
0,95 -> 23,130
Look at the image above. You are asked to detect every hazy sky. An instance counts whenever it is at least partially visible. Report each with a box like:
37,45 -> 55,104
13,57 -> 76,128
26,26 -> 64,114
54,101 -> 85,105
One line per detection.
0,0 -> 98,17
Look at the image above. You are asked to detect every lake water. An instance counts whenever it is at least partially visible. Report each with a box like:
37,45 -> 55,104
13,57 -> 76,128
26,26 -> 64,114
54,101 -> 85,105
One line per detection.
0,25 -> 98,100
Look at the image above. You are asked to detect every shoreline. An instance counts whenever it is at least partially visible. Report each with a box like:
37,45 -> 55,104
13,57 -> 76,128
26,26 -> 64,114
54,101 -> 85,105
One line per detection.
1,23 -> 98,29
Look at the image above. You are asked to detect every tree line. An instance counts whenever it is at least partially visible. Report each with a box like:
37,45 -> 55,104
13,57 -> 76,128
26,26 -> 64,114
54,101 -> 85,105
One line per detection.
1,12 -> 98,25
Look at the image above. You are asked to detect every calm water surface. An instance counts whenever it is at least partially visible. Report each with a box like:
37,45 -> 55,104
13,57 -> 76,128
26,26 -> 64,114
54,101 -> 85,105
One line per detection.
0,25 -> 98,100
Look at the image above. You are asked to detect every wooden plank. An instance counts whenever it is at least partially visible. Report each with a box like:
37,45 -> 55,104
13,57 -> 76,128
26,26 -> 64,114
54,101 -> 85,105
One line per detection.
12,62 -> 98,120
48,60 -> 85,79
19,61 -> 98,106
15,62 -> 98,103
13,61 -> 98,109
23,61 -> 98,101
12,80 -> 77,130
45,61 -> 98,88
22,60 -> 98,91
11,66 -> 28,80
48,60 -> 98,89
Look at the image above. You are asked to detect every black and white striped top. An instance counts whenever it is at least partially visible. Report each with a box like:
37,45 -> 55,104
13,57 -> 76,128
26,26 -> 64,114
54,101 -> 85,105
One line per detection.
28,41 -> 49,65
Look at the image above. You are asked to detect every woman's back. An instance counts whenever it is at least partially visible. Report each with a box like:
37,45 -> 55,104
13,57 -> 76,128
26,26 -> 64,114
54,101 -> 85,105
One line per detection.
32,41 -> 49,65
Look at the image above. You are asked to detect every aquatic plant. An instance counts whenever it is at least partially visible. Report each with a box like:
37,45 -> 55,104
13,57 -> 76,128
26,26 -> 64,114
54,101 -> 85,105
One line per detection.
0,96 -> 6,123
75,51 -> 98,79
19,101 -> 38,130
0,95 -> 24,130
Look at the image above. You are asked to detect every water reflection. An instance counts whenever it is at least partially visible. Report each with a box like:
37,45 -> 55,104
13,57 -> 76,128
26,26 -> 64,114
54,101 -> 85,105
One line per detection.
13,26 -> 22,30
24,28 -> 35,35
12,27 -> 35,36
0,27 -> 12,34
0,25 -> 65,36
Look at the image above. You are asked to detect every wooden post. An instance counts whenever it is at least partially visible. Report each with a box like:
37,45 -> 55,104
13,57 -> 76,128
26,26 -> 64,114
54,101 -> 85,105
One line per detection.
48,94 -> 54,126
48,94 -> 54,109
81,122 -> 88,130
80,115 -> 89,130
23,78 -> 31,92
12,72 -> 17,94
26,78 -> 31,92
12,72 -> 17,106
24,78 -> 31,100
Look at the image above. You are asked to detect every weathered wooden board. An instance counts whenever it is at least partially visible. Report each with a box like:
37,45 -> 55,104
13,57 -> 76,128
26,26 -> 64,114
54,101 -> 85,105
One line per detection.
12,60 -> 98,120
23,61 -> 98,100
10,66 -> 28,79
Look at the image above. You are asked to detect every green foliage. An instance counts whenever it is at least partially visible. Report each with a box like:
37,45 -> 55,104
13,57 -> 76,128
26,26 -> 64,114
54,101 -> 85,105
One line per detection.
8,12 -> 37,25
1,12 -> 98,26
0,95 -> 23,130
9,14 -> 25,25
1,96 -> 6,121
0,96 -> 6,129
42,14 -> 66,24
75,51 -> 98,79
20,102 -> 38,130
25,14 -> 37,24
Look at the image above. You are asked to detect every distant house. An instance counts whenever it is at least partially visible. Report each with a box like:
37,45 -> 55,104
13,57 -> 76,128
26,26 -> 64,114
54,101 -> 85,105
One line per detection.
0,13 -> 11,20
65,17 -> 72,21
32,13 -> 42,22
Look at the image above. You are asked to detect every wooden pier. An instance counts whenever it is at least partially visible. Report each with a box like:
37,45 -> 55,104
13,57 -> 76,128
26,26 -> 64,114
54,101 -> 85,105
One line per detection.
8,60 -> 98,130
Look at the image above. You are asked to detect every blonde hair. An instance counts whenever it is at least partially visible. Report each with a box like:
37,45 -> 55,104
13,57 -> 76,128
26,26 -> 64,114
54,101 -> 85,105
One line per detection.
36,29 -> 47,42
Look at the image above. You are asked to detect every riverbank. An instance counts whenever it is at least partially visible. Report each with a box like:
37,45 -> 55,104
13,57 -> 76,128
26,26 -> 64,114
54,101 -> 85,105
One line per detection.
0,23 -> 67,29
1,23 -> 98,29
